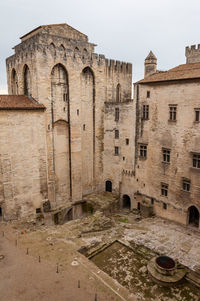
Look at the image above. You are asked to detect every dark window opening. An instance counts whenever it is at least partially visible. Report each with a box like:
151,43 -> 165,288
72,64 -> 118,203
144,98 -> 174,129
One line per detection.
161,183 -> 168,197
105,180 -> 112,192
115,129 -> 119,139
126,138 -> 129,145
139,144 -> 147,158
36,208 -> 41,214
147,91 -> 150,98
114,146 -> 119,156
116,84 -> 121,103
0,207 -> 2,216
163,203 -> 167,210
115,108 -> 119,121
77,109 -> 79,116
137,202 -> 141,211
143,105 -> 149,120
188,206 -> 199,227
123,157 -> 125,161
63,93 -> 68,102
195,109 -> 200,122
193,153 -> 200,168
162,148 -> 171,163
169,105 -> 177,121
122,195 -> 131,210
183,179 -> 190,192
151,198 -> 154,205
83,124 -> 86,131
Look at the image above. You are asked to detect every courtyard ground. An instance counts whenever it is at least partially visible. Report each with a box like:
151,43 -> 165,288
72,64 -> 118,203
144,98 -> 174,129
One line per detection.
0,208 -> 200,300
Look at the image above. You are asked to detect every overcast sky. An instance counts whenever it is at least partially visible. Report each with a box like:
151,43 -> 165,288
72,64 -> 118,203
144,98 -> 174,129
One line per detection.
1,0 -> 200,93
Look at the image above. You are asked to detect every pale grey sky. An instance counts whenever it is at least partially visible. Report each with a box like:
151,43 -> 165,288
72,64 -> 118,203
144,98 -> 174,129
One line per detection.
1,0 -> 200,93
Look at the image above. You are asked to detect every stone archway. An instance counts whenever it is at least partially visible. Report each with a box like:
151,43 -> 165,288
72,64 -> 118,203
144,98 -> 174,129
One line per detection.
105,180 -> 112,192
122,195 -> 131,209
188,206 -> 199,228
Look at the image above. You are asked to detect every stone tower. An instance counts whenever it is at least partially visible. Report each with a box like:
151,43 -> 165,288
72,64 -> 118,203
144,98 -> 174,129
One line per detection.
144,51 -> 157,78
6,23 -> 132,208
185,44 -> 200,63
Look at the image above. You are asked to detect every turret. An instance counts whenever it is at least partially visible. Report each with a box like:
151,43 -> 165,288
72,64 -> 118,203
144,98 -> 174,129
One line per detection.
185,45 -> 200,64
144,51 -> 157,78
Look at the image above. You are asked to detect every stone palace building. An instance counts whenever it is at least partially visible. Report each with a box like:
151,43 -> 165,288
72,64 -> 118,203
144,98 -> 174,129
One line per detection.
1,23 -> 199,229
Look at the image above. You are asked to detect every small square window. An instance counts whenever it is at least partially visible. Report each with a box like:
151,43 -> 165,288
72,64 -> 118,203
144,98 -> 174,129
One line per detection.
161,183 -> 168,197
182,179 -> 190,192
147,91 -> 150,98
163,203 -> 167,210
193,153 -> 200,168
115,130 -> 119,139
169,105 -> 177,121
126,138 -> 129,145
36,208 -> 41,214
195,109 -> 200,122
139,144 -> 147,158
162,148 -> 171,163
114,146 -> 119,156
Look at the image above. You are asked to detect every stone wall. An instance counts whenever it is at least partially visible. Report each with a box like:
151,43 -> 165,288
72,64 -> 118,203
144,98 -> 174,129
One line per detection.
0,110 -> 47,220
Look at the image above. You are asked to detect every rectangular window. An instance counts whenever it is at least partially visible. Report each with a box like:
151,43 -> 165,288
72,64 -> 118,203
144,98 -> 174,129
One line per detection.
169,105 -> 177,121
182,179 -> 190,192
139,144 -> 147,158
63,93 -> 68,102
161,183 -> 168,197
126,138 -> 129,145
115,108 -> 119,121
195,109 -> 200,122
143,105 -> 149,120
115,129 -> 119,139
163,203 -> 167,210
114,146 -> 119,156
147,91 -> 150,98
162,148 -> 171,163
193,153 -> 200,168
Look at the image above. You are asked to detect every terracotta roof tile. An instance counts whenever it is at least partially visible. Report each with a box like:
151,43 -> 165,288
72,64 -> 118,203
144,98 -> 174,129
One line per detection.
138,63 -> 200,84
0,95 -> 45,110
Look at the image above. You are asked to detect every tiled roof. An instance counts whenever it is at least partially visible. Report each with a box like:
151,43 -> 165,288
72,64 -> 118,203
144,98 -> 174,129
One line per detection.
138,63 -> 200,84
0,95 -> 45,110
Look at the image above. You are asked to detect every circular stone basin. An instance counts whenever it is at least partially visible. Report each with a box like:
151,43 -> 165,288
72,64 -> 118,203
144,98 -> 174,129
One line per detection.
155,256 -> 176,276
156,256 -> 176,269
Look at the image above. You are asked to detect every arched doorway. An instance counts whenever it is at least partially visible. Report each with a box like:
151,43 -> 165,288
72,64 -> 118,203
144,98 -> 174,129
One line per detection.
122,195 -> 131,209
105,180 -> 112,192
63,208 -> 73,223
188,206 -> 199,228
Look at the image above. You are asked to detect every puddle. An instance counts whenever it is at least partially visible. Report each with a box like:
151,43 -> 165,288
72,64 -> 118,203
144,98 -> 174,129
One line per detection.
89,241 -> 200,301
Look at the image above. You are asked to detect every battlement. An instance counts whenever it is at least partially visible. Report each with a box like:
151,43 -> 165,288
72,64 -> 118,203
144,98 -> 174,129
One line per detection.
185,44 -> 200,63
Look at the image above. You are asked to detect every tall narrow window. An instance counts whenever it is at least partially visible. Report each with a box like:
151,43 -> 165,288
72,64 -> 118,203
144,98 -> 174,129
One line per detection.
115,108 -> 119,121
161,183 -> 168,197
114,146 -> 119,156
139,144 -> 147,158
169,105 -> 177,121
116,84 -> 121,103
193,153 -> 200,168
147,91 -> 150,98
126,138 -> 129,145
143,105 -> 149,120
195,109 -> 200,122
115,129 -> 119,139
162,148 -> 171,163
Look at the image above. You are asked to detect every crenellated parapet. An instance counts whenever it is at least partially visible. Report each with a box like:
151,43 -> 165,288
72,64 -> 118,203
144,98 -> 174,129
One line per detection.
185,44 -> 200,63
